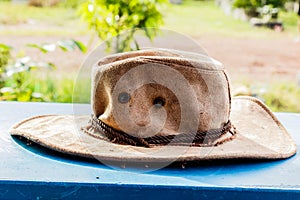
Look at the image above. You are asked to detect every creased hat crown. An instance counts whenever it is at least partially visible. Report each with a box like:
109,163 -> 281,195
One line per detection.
91,48 -> 231,140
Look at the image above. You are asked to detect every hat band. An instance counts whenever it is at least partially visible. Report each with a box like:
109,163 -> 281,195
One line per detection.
86,115 -> 236,148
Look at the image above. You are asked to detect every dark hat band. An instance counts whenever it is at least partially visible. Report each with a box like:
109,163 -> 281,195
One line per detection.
88,115 -> 236,147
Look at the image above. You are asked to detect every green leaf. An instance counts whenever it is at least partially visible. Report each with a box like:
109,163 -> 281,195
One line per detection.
47,62 -> 56,70
6,66 -> 28,76
57,39 -> 87,53
28,62 -> 56,70
17,90 -> 32,101
73,40 -> 87,53
19,56 -> 31,64
0,44 -> 12,51
27,43 -> 56,53
42,44 -> 56,52
31,92 -> 43,99
27,44 -> 44,53
57,40 -> 76,52
0,87 -> 14,94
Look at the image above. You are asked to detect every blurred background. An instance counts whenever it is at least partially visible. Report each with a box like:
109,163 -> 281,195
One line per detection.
0,0 -> 299,112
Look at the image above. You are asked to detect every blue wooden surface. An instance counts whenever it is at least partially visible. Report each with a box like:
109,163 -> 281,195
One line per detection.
1,101 -> 300,199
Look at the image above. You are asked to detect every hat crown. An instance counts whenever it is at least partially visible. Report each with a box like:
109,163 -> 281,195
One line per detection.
92,49 -> 231,139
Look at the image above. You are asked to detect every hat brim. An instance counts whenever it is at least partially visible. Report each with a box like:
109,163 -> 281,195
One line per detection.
9,96 -> 297,163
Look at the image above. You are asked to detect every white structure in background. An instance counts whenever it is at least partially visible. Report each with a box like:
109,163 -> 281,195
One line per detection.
216,0 -> 300,21
284,1 -> 300,13
215,0 -> 248,21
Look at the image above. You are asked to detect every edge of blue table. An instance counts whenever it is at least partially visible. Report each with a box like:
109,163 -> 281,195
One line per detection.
1,101 -> 300,199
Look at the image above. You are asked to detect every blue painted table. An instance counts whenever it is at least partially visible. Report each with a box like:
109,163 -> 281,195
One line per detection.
1,101 -> 300,199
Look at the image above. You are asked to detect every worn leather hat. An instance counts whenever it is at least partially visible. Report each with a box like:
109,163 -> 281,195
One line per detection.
10,48 -> 297,162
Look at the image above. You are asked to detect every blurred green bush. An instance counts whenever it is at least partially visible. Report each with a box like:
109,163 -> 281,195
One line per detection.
0,40 -> 86,102
233,0 -> 287,17
79,0 -> 168,52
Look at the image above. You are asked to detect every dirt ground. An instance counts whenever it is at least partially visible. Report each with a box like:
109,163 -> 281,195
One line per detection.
198,36 -> 300,84
1,34 -> 300,84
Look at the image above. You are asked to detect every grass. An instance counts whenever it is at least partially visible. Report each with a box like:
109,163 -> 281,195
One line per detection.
0,1 -> 86,36
165,0 -> 249,37
32,76 -> 75,103
0,2 -> 76,25
1,72 -> 75,103
163,0 -> 295,38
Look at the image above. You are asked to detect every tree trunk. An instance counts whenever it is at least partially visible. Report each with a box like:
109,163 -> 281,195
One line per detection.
298,0 -> 300,16
298,1 -> 300,34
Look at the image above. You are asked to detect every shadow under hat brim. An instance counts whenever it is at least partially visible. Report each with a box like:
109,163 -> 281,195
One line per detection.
9,96 -> 297,163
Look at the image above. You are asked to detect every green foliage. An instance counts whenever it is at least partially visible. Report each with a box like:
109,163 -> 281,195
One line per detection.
0,40 -> 86,102
234,82 -> 300,112
233,0 -> 287,9
279,10 -> 298,27
72,77 -> 91,103
0,44 -> 11,89
79,0 -> 168,52
0,75 -> 74,102
27,39 -> 87,53
0,43 -> 11,70
261,83 -> 300,112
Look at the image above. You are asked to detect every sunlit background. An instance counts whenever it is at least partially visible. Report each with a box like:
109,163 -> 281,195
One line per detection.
0,0 -> 299,112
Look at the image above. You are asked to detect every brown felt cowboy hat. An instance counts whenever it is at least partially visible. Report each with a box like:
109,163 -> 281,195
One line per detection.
10,48 -> 297,163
